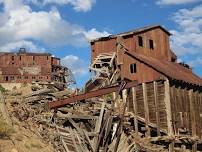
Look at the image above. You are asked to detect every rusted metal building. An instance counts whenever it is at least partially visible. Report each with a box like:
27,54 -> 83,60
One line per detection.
88,25 -> 202,150
47,25 -> 202,151
0,48 -> 69,84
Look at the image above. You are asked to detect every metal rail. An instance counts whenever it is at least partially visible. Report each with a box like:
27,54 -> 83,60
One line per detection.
48,81 -> 137,109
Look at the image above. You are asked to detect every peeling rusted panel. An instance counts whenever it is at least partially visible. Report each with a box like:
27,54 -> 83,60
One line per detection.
48,81 -> 137,109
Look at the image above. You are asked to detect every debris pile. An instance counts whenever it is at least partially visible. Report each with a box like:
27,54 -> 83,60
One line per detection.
2,82 -> 75,152
1,81 -> 168,152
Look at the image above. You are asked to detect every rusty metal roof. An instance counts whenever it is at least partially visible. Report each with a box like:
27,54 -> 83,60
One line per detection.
91,25 -> 171,42
0,52 -> 51,56
124,51 -> 202,86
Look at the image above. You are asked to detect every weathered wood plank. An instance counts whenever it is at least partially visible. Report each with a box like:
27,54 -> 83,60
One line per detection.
189,89 -> 196,137
142,83 -> 150,137
132,87 -> 138,135
169,141 -> 174,152
192,142 -> 197,152
153,81 -> 160,136
164,79 -> 174,136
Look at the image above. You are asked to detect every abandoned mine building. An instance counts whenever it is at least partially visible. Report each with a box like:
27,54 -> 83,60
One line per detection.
0,48 -> 70,85
85,25 -> 202,149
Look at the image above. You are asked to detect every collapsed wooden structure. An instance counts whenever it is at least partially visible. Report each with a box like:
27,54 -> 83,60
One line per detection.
48,25 -> 202,151
48,79 -> 202,151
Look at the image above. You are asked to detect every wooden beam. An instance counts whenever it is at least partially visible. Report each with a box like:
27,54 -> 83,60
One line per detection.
164,79 -> 174,136
116,36 -> 124,65
169,141 -> 174,152
153,81 -> 160,136
142,83 -> 150,137
132,87 -> 138,135
189,89 -> 196,137
192,142 -> 197,152
122,89 -> 128,111
200,93 -> 202,140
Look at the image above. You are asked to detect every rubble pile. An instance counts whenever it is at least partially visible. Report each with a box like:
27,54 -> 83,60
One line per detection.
2,83 -> 74,152
2,81 -> 168,152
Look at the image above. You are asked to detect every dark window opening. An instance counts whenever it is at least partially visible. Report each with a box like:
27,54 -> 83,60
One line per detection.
32,76 -> 36,79
149,39 -> 154,49
12,62 -> 14,65
130,64 -> 137,73
25,76 -> 28,79
138,36 -> 143,47
171,58 -> 176,62
17,76 -> 21,79
12,56 -> 14,61
47,56 -> 49,60
10,76 -> 14,80
47,76 -> 49,79
5,76 -> 8,81
33,56 -> 35,60
19,56 -> 21,60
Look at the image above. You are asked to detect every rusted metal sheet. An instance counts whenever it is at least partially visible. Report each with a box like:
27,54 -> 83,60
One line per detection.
91,26 -> 171,62
123,49 -> 202,86
48,81 -> 137,109
90,26 -> 175,85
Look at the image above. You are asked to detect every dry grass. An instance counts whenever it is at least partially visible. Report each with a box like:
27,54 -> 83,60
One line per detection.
0,116 -> 15,138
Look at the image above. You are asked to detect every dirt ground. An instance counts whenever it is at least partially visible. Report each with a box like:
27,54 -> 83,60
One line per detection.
0,86 -> 54,152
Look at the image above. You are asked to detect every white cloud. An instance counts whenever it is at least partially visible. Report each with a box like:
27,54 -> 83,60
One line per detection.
157,0 -> 202,5
61,55 -> 88,76
170,5 -> 202,55
29,0 -> 96,12
170,5 -> 202,70
0,40 -> 45,52
84,28 -> 111,41
0,0 -> 108,51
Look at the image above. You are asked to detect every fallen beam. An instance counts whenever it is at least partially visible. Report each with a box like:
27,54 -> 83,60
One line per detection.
48,81 -> 137,109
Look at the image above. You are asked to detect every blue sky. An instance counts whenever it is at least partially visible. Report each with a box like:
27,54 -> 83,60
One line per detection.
0,0 -> 201,88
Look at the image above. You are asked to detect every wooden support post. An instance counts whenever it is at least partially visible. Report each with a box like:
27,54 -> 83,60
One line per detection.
169,141 -> 174,152
164,79 -> 174,136
189,89 -> 196,137
122,89 -> 128,111
113,92 -> 117,107
94,101 -> 105,148
195,91 -> 201,138
192,142 -> 197,152
153,81 -> 160,136
116,37 -> 124,65
180,145 -> 186,152
132,87 -> 138,135
200,93 -> 202,140
142,83 -> 150,137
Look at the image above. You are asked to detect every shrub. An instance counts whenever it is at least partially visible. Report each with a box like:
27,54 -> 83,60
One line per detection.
0,84 -> 5,93
12,86 -> 17,90
21,82 -> 28,88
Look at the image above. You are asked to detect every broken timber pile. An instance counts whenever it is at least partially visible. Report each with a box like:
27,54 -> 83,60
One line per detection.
3,55 -> 202,151
47,79 -> 202,152
2,82 -> 77,152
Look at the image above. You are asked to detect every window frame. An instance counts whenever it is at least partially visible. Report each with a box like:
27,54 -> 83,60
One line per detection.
130,63 -> 137,74
149,39 -> 154,50
138,36 -> 144,47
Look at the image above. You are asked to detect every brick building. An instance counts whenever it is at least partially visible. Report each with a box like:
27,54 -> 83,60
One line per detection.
0,48 -> 69,84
